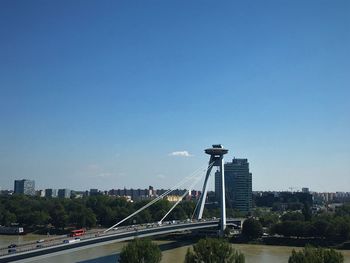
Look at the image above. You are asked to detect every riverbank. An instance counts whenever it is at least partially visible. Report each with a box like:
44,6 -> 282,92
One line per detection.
231,235 -> 350,250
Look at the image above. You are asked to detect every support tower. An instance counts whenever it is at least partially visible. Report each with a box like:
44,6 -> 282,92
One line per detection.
195,144 -> 228,236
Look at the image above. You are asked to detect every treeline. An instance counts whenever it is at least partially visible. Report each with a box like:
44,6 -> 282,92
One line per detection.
258,204 -> 350,244
254,192 -> 313,211
0,195 -> 199,231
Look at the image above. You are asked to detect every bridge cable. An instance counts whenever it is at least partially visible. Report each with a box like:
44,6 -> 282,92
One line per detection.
159,171 -> 205,223
104,162 -> 214,233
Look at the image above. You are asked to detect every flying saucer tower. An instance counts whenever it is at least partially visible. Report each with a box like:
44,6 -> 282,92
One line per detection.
195,144 -> 228,236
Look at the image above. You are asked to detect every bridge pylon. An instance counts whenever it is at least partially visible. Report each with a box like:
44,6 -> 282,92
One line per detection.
195,144 -> 228,236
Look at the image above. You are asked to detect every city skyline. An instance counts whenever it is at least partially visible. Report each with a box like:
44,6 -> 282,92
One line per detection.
1,1 -> 349,192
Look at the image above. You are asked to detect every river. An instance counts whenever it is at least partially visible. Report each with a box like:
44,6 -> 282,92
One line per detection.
1,234 -> 350,263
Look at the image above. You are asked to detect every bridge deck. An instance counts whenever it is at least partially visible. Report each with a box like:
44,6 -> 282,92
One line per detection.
0,219 -> 243,263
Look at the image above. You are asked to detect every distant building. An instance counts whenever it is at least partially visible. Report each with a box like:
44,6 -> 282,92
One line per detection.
36,190 -> 45,197
14,179 -> 35,196
58,189 -> 71,198
190,190 -> 201,200
302,187 -> 310,193
0,190 -> 13,196
72,191 -> 86,198
214,170 -> 221,201
89,189 -> 100,196
221,158 -> 253,213
45,189 -> 58,198
166,195 -> 182,202
148,186 -> 155,197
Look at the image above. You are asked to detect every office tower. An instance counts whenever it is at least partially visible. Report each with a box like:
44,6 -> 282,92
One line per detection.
214,170 -> 221,201
222,158 -> 252,213
45,188 -> 58,198
14,179 -> 35,196
58,188 -> 71,198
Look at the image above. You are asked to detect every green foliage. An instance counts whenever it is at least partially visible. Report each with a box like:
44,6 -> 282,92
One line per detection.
271,221 -> 313,237
0,195 -> 198,231
5,192 -> 347,245
302,203 -> 312,221
184,238 -> 245,263
242,218 -> 263,240
0,210 -> 17,226
270,211 -> 350,242
281,212 -> 305,222
119,238 -> 161,263
49,202 -> 68,230
335,204 -> 350,217
288,246 -> 344,263
258,212 -> 279,227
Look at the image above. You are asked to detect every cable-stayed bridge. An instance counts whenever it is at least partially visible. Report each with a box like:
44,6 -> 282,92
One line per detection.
0,145 -> 244,263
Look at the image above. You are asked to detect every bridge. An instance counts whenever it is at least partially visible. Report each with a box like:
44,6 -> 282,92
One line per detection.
0,145 -> 245,263
0,218 -> 244,263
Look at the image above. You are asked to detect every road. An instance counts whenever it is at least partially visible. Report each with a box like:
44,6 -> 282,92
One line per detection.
0,219 -> 210,257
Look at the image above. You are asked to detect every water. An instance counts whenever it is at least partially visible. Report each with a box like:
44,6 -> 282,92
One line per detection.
1,235 -> 350,263
161,244 -> 350,263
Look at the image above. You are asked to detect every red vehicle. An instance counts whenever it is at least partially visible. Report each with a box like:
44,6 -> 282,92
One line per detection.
70,229 -> 86,237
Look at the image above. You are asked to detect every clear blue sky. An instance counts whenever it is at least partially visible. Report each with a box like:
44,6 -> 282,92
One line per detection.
1,0 -> 349,192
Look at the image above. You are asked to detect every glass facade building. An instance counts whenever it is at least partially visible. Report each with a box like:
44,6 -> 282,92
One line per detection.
14,179 -> 35,196
58,188 -> 71,198
215,158 -> 252,213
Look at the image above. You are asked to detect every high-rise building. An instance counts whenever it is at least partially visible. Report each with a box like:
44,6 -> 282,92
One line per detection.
58,189 -> 71,198
45,188 -> 58,198
220,158 -> 252,213
214,170 -> 221,201
14,179 -> 35,196
36,190 -> 45,197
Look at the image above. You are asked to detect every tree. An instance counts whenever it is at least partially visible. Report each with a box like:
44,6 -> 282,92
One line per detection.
281,211 -> 305,222
119,238 -> 161,263
258,212 -> 279,227
242,218 -> 263,239
1,210 -> 17,226
302,203 -> 312,221
184,238 -> 245,263
335,217 -> 350,241
49,202 -> 68,230
288,246 -> 344,263
31,211 -> 50,226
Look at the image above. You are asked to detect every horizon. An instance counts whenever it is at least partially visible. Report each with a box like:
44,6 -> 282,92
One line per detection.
1,1 -> 349,193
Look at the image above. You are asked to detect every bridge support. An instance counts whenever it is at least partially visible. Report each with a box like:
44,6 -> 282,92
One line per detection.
195,144 -> 228,237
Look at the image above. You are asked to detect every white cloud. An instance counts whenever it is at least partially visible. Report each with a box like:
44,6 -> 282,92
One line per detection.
169,151 -> 193,157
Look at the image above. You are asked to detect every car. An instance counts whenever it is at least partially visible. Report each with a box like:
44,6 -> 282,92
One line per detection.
36,239 -> 44,243
8,244 -> 17,248
63,238 -> 80,244
36,244 -> 43,248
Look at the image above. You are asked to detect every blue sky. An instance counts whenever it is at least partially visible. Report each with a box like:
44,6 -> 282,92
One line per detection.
1,0 -> 349,192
